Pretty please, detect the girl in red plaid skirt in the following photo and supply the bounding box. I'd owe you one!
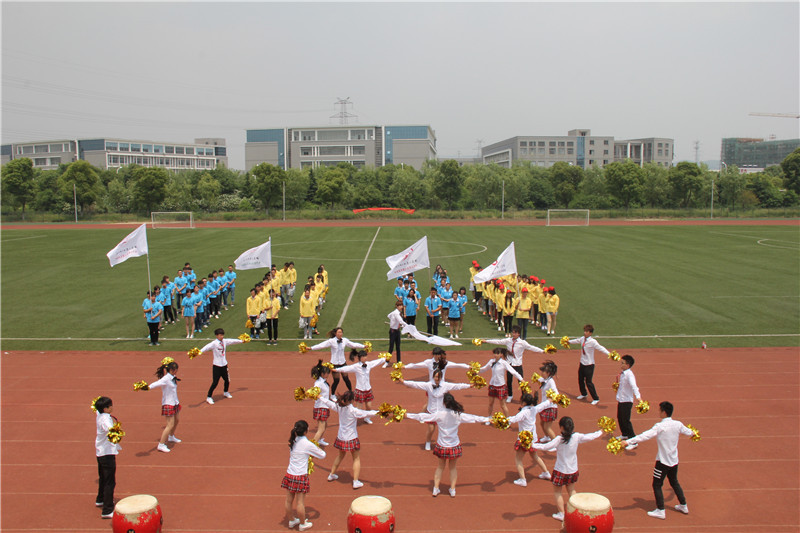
[536,360,559,442]
[478,347,523,417]
[148,360,182,453]
[310,360,333,446]
[282,420,326,531]
[336,349,386,424]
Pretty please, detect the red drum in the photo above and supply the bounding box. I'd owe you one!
[347,495,395,533]
[564,492,614,533]
[112,494,163,533]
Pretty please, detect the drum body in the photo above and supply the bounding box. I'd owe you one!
[347,495,395,533]
[564,492,614,533]
[112,494,163,533]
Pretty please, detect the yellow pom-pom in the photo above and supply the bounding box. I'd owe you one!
[298,342,309,354]
[390,405,407,425]
[636,400,650,414]
[392,362,404,370]
[378,352,392,361]
[560,336,571,349]
[161,356,175,367]
[555,393,570,408]
[470,374,488,389]
[322,362,334,371]
[686,424,701,442]
[245,319,254,329]
[608,350,621,361]
[305,387,321,400]
[531,372,543,383]
[490,412,510,430]
[294,387,307,401]
[466,361,481,378]
[238,333,251,343]
[377,402,395,418]
[472,338,483,346]
[519,381,531,395]
[597,416,616,434]
[133,380,149,391]
[611,381,619,391]
[307,457,315,475]
[390,369,404,382]
[544,344,557,354]
[91,396,101,413]
[187,347,201,359]
[106,422,125,444]
[607,437,625,455]
[518,430,533,450]
[546,388,558,401]
[364,341,373,353]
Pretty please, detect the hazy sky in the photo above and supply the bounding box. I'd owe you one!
[2,2,798,170]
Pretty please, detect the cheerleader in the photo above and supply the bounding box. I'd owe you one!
[507,392,554,486]
[532,416,602,522]
[404,347,470,383]
[397,369,472,451]
[310,360,333,446]
[336,349,385,423]
[310,327,365,395]
[407,393,489,497]
[478,347,523,417]
[282,420,325,532]
[148,360,181,453]
[317,391,377,489]
[536,360,559,441]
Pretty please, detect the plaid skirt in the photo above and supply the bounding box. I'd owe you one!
[488,384,508,399]
[334,438,360,451]
[354,389,374,403]
[161,404,181,416]
[281,473,310,493]
[433,444,462,459]
[539,407,558,422]
[313,407,330,421]
[514,439,537,452]
[551,469,579,487]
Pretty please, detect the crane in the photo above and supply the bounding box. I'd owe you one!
[748,112,800,118]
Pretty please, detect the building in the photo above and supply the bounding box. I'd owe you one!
[1,138,228,171]
[720,137,800,171]
[481,129,673,169]
[245,125,436,170]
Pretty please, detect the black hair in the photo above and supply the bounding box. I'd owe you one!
[349,348,367,362]
[492,347,508,365]
[511,325,521,334]
[584,324,594,333]
[442,392,464,413]
[155,361,179,378]
[559,416,575,444]
[539,360,558,377]
[328,327,343,338]
[311,359,330,379]
[289,420,309,449]
[659,401,674,417]
[519,391,539,409]
[459,286,466,293]
[622,354,635,367]
[214,328,224,336]
[431,369,443,387]
[336,390,355,407]
[432,347,448,370]
[550,288,557,295]
[95,396,113,413]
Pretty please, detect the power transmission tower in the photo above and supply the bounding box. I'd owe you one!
[330,97,357,125]
[693,140,700,164]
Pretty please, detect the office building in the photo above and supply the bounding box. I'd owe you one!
[721,137,800,171]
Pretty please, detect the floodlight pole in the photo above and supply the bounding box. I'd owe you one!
[73,183,78,222]
[283,181,286,221]
[501,180,505,219]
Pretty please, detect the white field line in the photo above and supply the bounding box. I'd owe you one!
[711,295,799,299]
[336,226,381,327]
[0,234,47,242]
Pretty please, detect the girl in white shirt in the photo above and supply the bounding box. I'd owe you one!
[310,327,365,395]
[479,347,524,417]
[317,391,378,489]
[336,349,385,423]
[532,416,603,522]
[407,393,489,497]
[148,361,182,453]
[310,360,333,446]
[282,420,326,532]
[404,347,470,383]
[507,392,554,486]
[536,360,559,442]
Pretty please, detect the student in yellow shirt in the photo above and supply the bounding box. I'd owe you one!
[264,288,281,345]
[515,287,533,340]
[287,262,297,303]
[247,288,261,339]
[299,286,317,340]
[546,287,560,336]
[502,290,517,336]
[537,285,549,333]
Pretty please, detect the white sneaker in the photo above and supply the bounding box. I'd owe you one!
[626,443,638,450]
[363,418,373,424]
[319,439,329,446]
[288,518,300,528]
[576,395,586,400]
[223,392,233,399]
[513,478,527,487]
[552,512,564,521]
[674,504,689,514]
[538,471,552,480]
[424,441,431,451]
[168,435,181,443]
[591,400,599,405]
[206,397,214,405]
[432,487,440,497]
[538,436,551,443]
[101,512,114,519]
[484,421,491,425]
[506,397,512,403]
[448,488,456,497]
[157,443,170,453]
[189,334,194,339]
[449,335,454,339]
[298,520,313,531]
[455,334,459,338]
[186,334,190,339]
[647,509,666,520]
[352,480,364,489]
[327,473,338,481]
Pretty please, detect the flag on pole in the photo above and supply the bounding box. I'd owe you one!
[386,236,430,280]
[106,224,149,267]
[472,242,517,284]
[401,324,462,346]
[234,238,272,270]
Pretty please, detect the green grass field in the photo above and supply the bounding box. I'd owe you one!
[1,223,798,351]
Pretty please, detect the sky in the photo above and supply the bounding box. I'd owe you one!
[2,1,798,170]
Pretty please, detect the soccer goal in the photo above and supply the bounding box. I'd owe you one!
[151,211,195,229]
[546,209,590,226]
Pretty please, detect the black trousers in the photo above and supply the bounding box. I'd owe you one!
[426,315,439,335]
[163,304,175,323]
[147,322,159,343]
[388,328,402,362]
[96,454,116,515]
[331,363,352,395]
[578,363,599,400]
[208,364,230,396]
[406,315,416,326]
[653,461,686,509]
[617,401,635,438]
[516,318,528,339]
[265,318,278,341]
[506,364,524,399]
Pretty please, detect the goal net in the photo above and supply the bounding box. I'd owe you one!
[151,211,195,229]
[546,209,590,227]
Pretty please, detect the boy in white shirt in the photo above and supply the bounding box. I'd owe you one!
[568,324,611,405]
[199,328,244,404]
[94,396,120,518]
[616,354,641,442]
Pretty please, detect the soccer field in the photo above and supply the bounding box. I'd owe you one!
[1,223,798,351]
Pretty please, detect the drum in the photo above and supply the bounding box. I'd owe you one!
[564,492,614,533]
[347,495,395,533]
[112,494,163,533]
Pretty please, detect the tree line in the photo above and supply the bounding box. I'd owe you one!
[3,149,799,219]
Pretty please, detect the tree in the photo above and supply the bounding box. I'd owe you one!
[668,162,704,207]
[605,160,645,209]
[32,169,63,212]
[429,159,464,209]
[549,161,584,190]
[462,164,503,209]
[130,166,169,213]
[388,166,427,209]
[780,148,800,194]
[1,158,35,218]
[315,167,349,209]
[252,163,286,215]
[196,173,222,211]
[716,165,746,209]
[284,168,310,209]
[641,163,670,208]
[58,160,102,212]
[747,173,782,208]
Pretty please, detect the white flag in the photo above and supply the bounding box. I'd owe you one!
[472,242,517,284]
[234,238,272,271]
[386,236,430,280]
[401,324,462,346]
[106,224,148,267]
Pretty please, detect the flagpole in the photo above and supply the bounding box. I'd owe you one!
[146,252,152,292]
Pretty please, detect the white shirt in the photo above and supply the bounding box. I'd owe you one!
[149,373,179,406]
[95,412,121,457]
[533,430,603,474]
[408,409,488,447]
[337,359,384,391]
[569,336,609,366]
[388,309,407,330]
[507,400,555,439]
[310,336,365,365]
[538,375,559,400]
[480,358,523,387]
[627,417,694,467]
[318,397,377,441]
[286,435,326,476]
[616,368,641,403]
[404,358,470,382]
[402,380,470,413]
[312,377,331,409]
[200,338,243,367]
[484,337,544,366]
